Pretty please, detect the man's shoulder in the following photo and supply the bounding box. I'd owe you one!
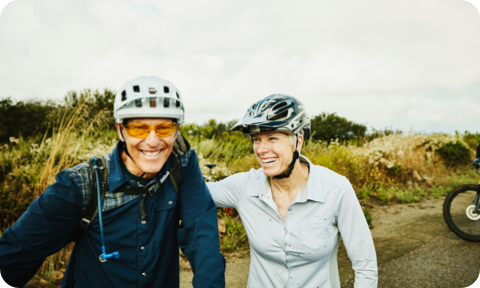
[63,152,113,212]
[64,152,113,181]
[177,149,193,168]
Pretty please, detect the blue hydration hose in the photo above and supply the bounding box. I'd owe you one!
[91,157,120,262]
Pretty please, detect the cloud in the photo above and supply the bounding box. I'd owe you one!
[1,0,480,133]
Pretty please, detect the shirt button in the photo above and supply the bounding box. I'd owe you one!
[142,220,146,225]
[288,207,292,211]
[283,248,285,252]
[284,227,286,231]
[142,272,146,277]
[141,246,145,251]
[169,201,173,205]
[284,265,288,269]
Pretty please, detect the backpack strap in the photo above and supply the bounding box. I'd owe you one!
[73,156,108,241]
[168,153,182,194]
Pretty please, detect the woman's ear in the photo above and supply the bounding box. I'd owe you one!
[297,134,304,152]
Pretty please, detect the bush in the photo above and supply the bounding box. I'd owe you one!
[462,131,480,151]
[0,98,59,144]
[436,141,471,167]
[310,112,367,143]
[0,89,116,144]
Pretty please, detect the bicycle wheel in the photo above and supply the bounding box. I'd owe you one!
[443,184,480,242]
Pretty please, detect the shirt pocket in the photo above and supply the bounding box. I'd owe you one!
[154,193,177,211]
[301,222,330,250]
[154,185,178,211]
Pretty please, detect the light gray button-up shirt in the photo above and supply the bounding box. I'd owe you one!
[207,156,377,288]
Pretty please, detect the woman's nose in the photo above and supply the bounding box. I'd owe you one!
[255,141,269,154]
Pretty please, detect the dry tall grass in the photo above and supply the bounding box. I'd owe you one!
[0,102,114,287]
[1,114,477,286]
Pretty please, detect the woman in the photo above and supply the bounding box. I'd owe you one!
[207,94,377,287]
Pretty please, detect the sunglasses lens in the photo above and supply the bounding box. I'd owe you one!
[155,123,177,138]
[125,122,177,139]
[125,124,149,138]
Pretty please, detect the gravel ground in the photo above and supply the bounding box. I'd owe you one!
[180,197,480,288]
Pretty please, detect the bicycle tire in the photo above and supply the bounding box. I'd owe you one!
[443,184,480,242]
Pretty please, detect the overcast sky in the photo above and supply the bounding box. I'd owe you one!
[1,0,480,134]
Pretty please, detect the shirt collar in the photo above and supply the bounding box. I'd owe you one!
[249,155,324,203]
[298,155,324,203]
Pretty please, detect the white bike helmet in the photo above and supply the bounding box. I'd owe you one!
[114,76,184,124]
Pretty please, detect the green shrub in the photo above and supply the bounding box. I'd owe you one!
[218,216,248,252]
[310,112,367,143]
[462,131,480,150]
[436,141,471,167]
[362,205,373,229]
[0,98,58,144]
[0,89,115,145]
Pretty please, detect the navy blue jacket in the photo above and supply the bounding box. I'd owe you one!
[0,143,225,287]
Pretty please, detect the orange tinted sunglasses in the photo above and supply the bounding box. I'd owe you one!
[124,122,178,139]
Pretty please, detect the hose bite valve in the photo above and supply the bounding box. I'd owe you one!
[99,246,120,262]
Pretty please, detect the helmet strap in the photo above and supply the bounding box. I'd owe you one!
[272,135,299,180]
[120,128,136,165]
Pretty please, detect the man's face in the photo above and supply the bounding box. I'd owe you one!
[116,118,178,177]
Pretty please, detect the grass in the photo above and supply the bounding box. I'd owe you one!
[217,210,248,252]
[1,104,479,286]
[0,100,113,287]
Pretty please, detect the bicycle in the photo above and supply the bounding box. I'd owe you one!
[443,163,480,242]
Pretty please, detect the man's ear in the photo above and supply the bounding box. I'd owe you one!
[174,125,180,140]
[116,123,125,142]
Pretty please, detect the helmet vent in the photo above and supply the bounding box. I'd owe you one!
[164,86,170,93]
[175,92,181,107]
[163,98,170,108]
[135,99,142,107]
[149,98,156,107]
[133,85,140,93]
[272,101,287,111]
[252,103,257,109]
[121,90,127,101]
[269,110,289,121]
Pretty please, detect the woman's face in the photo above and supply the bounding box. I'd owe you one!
[252,132,297,177]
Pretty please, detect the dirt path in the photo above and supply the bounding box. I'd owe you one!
[180,196,480,287]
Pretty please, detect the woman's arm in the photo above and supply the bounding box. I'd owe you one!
[206,171,251,208]
[337,177,378,287]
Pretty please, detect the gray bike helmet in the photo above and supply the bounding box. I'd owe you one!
[231,94,311,179]
[231,94,311,140]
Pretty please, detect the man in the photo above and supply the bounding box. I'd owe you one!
[0,76,226,287]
